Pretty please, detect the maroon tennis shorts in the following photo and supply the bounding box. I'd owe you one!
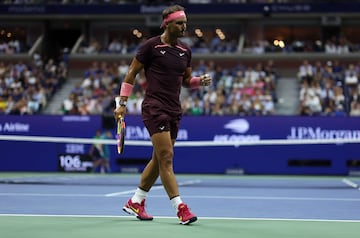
[143,115,180,139]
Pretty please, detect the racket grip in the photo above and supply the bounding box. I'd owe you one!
[117,139,121,154]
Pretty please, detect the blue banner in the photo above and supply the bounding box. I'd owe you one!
[0,115,102,172]
[0,115,359,175]
[121,115,360,175]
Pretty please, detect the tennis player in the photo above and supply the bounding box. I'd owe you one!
[114,4,211,225]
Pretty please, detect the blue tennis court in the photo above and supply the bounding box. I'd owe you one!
[0,173,359,238]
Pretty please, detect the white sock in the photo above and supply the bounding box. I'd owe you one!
[131,187,148,204]
[170,196,183,211]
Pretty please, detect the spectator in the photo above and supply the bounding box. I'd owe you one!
[298,60,314,84]
[333,85,346,109]
[189,97,203,116]
[89,129,106,173]
[303,90,322,115]
[117,60,129,80]
[108,38,122,53]
[100,130,112,173]
[0,96,6,113]
[319,79,335,112]
[127,91,143,115]
[61,93,77,114]
[344,64,358,93]
[324,39,337,54]
[83,37,101,54]
[262,93,275,115]
[350,100,360,116]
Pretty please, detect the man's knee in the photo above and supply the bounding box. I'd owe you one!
[157,149,174,167]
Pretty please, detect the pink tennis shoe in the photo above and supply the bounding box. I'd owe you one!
[177,203,197,225]
[123,199,153,221]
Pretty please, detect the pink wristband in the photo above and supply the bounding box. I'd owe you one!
[120,82,133,97]
[190,77,201,89]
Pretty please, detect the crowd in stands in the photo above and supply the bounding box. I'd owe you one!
[1,53,359,117]
[0,57,68,115]
[0,39,28,54]
[1,0,359,117]
[1,26,360,117]
[75,32,360,56]
[4,32,360,56]
[297,59,360,116]
[77,34,240,55]
[77,35,142,55]
[244,36,360,54]
[60,59,278,116]
[60,57,360,117]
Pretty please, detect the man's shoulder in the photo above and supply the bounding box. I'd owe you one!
[137,36,161,52]
[144,36,161,45]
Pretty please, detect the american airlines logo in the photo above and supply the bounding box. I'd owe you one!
[0,122,30,132]
[214,119,260,142]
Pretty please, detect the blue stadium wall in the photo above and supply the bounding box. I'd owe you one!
[0,115,359,175]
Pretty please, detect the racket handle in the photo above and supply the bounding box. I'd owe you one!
[117,140,121,154]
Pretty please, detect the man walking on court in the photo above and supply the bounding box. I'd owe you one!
[114,4,211,225]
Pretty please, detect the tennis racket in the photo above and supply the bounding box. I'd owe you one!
[117,117,126,154]
[115,96,126,154]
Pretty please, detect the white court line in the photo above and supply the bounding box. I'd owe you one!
[1,192,359,202]
[342,178,360,190]
[0,213,359,223]
[169,195,360,202]
[0,193,104,197]
[104,179,202,197]
[104,189,138,197]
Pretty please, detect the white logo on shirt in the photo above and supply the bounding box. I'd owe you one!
[160,50,166,55]
[179,53,185,56]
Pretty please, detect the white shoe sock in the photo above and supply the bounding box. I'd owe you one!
[170,196,183,211]
[131,187,148,204]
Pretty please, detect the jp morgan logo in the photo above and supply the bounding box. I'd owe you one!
[213,119,260,142]
[287,127,360,139]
